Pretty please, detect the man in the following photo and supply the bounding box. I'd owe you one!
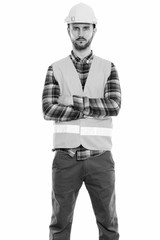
[42,3,121,240]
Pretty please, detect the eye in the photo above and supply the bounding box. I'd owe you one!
[83,26,90,31]
[73,26,79,31]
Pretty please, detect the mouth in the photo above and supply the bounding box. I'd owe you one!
[76,38,86,42]
[76,39,86,45]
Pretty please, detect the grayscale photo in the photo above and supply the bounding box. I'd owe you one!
[0,1,160,240]
[42,3,121,240]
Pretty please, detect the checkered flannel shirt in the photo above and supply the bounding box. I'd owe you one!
[42,51,121,160]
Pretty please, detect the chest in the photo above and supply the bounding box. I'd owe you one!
[53,56,111,98]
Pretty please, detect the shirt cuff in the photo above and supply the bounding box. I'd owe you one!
[73,95,84,112]
[83,96,90,116]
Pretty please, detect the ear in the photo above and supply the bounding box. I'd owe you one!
[93,27,97,36]
[67,26,70,36]
[93,27,97,33]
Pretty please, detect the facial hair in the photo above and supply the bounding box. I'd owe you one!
[71,34,94,51]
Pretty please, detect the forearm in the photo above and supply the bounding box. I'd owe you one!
[83,96,121,117]
[42,98,82,121]
[73,95,121,118]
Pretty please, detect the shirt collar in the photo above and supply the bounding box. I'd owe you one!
[70,50,94,64]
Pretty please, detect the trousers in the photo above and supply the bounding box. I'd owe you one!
[49,150,119,240]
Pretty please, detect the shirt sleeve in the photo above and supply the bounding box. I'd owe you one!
[83,62,121,117]
[42,65,82,122]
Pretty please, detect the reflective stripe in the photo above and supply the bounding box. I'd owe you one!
[54,125,112,136]
[81,127,112,136]
[53,125,80,134]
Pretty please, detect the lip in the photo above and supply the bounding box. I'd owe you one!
[77,40,86,44]
[77,39,86,41]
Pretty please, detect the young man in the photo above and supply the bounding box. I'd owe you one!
[42,3,121,240]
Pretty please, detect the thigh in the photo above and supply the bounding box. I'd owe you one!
[85,151,115,192]
[52,150,83,193]
[84,152,117,224]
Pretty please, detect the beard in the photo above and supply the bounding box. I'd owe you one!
[71,34,94,51]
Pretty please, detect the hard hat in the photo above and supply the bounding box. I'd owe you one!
[65,3,97,25]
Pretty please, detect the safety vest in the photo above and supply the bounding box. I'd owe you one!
[52,55,113,150]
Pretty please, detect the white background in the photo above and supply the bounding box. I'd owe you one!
[0,0,160,239]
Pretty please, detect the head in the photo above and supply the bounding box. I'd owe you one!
[67,23,97,51]
[65,3,97,51]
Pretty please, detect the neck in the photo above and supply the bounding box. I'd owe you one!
[72,46,92,59]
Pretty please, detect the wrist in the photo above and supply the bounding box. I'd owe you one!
[73,95,84,112]
[83,96,90,116]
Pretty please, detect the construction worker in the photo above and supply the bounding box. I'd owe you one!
[42,3,121,240]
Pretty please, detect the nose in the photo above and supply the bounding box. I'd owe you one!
[78,28,84,37]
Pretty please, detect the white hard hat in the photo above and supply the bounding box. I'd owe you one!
[65,3,97,24]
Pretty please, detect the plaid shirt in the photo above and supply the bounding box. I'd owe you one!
[42,51,121,160]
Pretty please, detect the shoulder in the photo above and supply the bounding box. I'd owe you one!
[94,55,113,73]
[94,55,111,64]
[51,56,70,68]
[94,55,112,68]
[94,56,118,70]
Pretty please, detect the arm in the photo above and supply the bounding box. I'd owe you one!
[74,63,121,118]
[42,65,82,122]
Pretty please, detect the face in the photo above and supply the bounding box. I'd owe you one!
[68,23,96,51]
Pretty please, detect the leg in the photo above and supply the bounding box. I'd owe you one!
[49,151,83,240]
[84,151,119,240]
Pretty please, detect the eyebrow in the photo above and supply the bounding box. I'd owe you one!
[72,24,91,27]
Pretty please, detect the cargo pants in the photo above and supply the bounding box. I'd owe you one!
[49,150,119,240]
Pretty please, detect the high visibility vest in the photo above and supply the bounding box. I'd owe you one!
[52,55,113,150]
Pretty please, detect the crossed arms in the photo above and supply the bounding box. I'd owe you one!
[42,63,121,122]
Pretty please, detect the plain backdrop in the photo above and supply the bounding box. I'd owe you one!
[0,0,160,239]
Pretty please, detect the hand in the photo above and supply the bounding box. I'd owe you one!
[73,95,84,112]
